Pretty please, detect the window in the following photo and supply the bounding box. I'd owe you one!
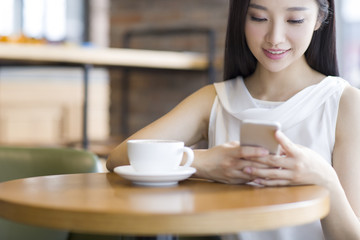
[342,0,360,22]
[0,0,15,36]
[337,0,360,87]
[0,0,84,43]
[23,0,67,41]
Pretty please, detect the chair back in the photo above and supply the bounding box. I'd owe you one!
[0,146,99,240]
[0,146,99,181]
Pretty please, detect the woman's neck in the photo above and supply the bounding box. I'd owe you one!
[244,58,325,101]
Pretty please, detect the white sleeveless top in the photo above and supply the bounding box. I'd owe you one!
[208,76,348,240]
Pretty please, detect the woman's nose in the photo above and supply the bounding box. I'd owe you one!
[266,21,286,46]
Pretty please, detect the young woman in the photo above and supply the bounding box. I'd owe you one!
[107,0,360,239]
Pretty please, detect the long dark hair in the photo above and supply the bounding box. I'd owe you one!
[223,0,339,81]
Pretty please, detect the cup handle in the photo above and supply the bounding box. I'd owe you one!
[182,147,194,167]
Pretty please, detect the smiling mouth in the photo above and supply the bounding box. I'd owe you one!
[263,49,290,60]
[266,49,289,55]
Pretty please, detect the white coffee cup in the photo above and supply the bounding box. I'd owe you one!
[127,139,194,173]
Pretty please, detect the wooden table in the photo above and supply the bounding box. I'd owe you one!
[0,43,212,148]
[0,172,330,236]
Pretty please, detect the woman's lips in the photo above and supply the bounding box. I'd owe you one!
[263,48,290,60]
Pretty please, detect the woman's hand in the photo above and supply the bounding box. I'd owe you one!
[243,131,337,187]
[193,141,271,184]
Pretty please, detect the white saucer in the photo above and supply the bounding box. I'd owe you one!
[114,165,196,187]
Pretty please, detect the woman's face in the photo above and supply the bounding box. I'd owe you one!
[245,0,321,73]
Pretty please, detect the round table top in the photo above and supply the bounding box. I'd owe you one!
[0,172,330,236]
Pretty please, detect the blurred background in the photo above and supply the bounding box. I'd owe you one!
[0,0,358,157]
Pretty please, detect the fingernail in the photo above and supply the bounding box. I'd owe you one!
[260,148,269,155]
[275,130,283,138]
[244,167,252,174]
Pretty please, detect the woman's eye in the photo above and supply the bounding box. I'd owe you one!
[288,19,305,24]
[251,16,267,22]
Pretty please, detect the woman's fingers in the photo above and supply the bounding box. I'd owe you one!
[241,131,300,169]
[234,145,269,159]
[239,132,330,187]
[275,130,297,156]
[221,141,268,159]
[245,154,294,170]
[253,178,292,186]
[235,159,270,170]
[223,168,255,184]
[243,166,293,181]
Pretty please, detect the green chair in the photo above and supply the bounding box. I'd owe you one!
[0,146,99,240]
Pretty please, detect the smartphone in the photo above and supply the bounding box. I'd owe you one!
[240,119,281,155]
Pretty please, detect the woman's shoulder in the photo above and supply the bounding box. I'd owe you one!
[214,76,243,87]
[339,83,360,112]
[213,76,244,96]
[194,83,217,99]
[194,76,243,101]
[332,75,360,104]
[336,79,360,131]
[180,84,217,112]
[188,77,245,114]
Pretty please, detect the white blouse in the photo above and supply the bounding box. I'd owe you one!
[208,76,348,240]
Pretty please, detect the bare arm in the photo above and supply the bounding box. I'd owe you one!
[321,85,360,240]
[106,83,270,185]
[106,84,216,172]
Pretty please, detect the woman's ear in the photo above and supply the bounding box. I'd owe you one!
[314,21,322,31]
[315,10,328,31]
